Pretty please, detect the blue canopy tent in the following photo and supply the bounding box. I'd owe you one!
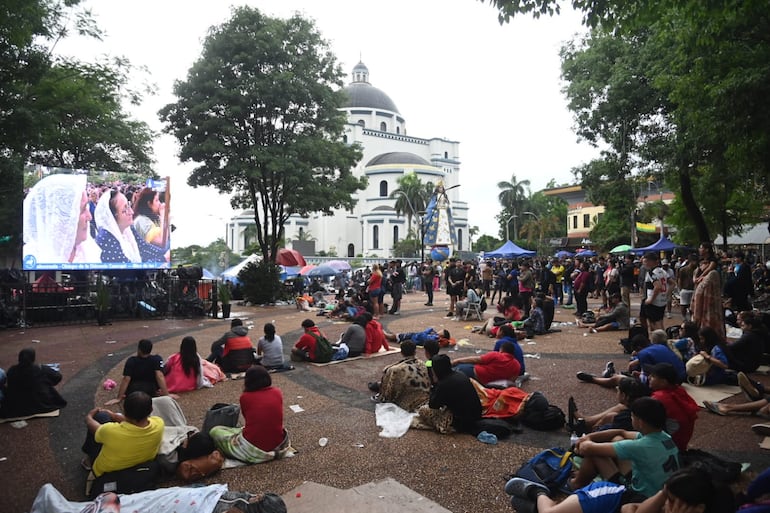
[631,236,679,255]
[484,240,536,258]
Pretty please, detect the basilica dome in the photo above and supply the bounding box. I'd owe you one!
[342,62,400,113]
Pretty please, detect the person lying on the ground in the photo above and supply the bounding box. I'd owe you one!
[582,292,630,333]
[370,341,430,411]
[492,324,526,376]
[578,333,686,388]
[451,342,521,386]
[568,397,680,500]
[414,354,481,434]
[388,327,455,348]
[478,295,524,337]
[81,391,164,478]
[645,362,699,452]
[0,347,67,419]
[569,377,650,435]
[106,339,176,406]
[505,465,733,513]
[210,366,294,464]
[30,482,288,513]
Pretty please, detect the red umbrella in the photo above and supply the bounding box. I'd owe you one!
[298,264,316,275]
[275,248,307,267]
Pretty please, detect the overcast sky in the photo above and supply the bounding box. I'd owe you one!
[56,0,598,248]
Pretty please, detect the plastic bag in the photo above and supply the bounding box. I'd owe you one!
[375,402,416,438]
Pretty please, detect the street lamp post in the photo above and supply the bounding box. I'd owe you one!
[505,213,517,242]
[521,211,541,252]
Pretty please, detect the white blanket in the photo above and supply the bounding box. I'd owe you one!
[30,483,227,513]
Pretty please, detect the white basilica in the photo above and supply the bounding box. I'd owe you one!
[225,62,469,259]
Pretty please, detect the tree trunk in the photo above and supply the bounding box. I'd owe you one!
[678,163,710,243]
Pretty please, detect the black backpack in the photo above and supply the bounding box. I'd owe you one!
[521,392,566,431]
[479,296,488,312]
[680,449,742,483]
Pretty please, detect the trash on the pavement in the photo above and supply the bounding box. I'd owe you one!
[289,404,304,413]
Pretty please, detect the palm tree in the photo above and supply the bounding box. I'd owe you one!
[497,173,531,238]
[390,173,433,237]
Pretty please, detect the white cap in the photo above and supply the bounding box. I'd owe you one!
[661,259,669,265]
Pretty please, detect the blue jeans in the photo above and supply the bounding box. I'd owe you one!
[564,281,574,304]
[454,363,477,380]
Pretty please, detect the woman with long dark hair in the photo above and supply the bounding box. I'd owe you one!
[132,187,167,249]
[164,336,224,393]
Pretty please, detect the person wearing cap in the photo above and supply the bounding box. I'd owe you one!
[646,362,699,452]
[640,252,668,331]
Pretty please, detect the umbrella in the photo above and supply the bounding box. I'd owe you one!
[275,248,306,267]
[307,264,340,278]
[554,250,573,258]
[326,260,351,272]
[298,264,316,275]
[609,244,633,254]
[576,249,597,257]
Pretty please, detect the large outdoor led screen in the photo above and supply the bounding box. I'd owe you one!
[22,167,171,270]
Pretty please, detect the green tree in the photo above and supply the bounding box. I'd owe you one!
[390,172,433,237]
[159,7,365,266]
[497,173,531,239]
[172,238,235,276]
[474,234,501,254]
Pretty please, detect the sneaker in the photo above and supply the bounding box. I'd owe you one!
[370,394,381,402]
[602,361,616,378]
[391,311,401,315]
[424,303,433,306]
[510,497,536,513]
[739,372,763,402]
[752,423,770,437]
[505,477,549,500]
[445,311,454,318]
[573,418,587,437]
[576,372,595,383]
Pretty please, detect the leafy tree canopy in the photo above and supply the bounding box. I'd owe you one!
[159,7,365,265]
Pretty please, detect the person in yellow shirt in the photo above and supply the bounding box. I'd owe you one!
[81,391,164,479]
[550,258,565,306]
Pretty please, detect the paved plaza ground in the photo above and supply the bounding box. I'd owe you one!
[2,289,769,512]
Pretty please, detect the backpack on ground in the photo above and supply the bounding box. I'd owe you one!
[202,403,240,434]
[514,447,574,493]
[479,296,488,313]
[520,391,566,431]
[680,449,742,483]
[310,332,334,363]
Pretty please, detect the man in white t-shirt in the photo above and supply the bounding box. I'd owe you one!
[640,252,668,331]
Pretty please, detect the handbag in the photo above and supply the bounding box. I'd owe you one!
[685,354,712,385]
[175,450,224,482]
[202,403,240,434]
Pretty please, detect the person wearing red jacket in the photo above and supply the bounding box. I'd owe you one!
[291,319,324,362]
[646,362,699,451]
[363,312,390,354]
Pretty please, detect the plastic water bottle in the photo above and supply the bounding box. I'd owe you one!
[570,432,579,450]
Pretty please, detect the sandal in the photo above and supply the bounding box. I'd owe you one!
[703,401,725,416]
[80,457,92,471]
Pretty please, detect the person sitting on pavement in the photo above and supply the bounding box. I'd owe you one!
[506,463,732,513]
[568,397,679,501]
[339,315,367,357]
[719,310,767,374]
[454,286,481,319]
[81,391,164,480]
[694,326,736,386]
[645,362,699,452]
[451,342,521,386]
[569,376,650,435]
[0,347,67,419]
[518,296,546,338]
[414,354,482,434]
[257,323,293,372]
[105,339,175,406]
[583,292,630,333]
[370,341,431,412]
[210,366,293,464]
[291,319,327,362]
[207,318,258,373]
[492,324,526,377]
[163,336,225,393]
[362,312,391,354]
